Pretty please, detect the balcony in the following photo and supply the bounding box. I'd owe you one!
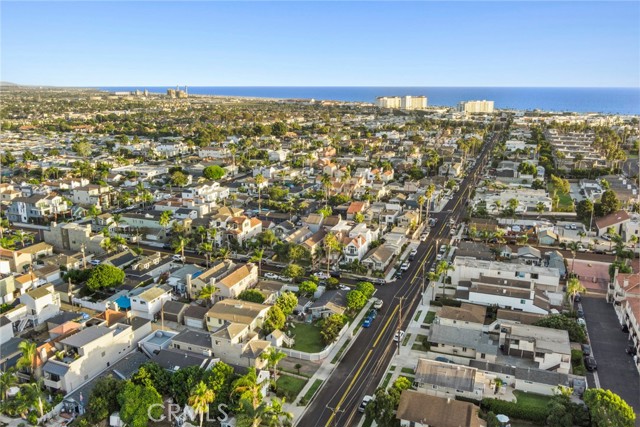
[44,377,62,389]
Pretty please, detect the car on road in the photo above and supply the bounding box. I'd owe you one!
[409,249,418,260]
[339,285,350,291]
[315,272,330,280]
[576,308,584,318]
[420,234,428,242]
[172,254,186,262]
[400,262,410,271]
[436,253,443,261]
[581,344,591,356]
[89,259,101,266]
[584,356,597,371]
[368,309,377,320]
[373,299,383,310]
[279,276,293,283]
[393,330,405,342]
[362,317,372,328]
[435,356,454,363]
[358,395,373,413]
[264,272,279,280]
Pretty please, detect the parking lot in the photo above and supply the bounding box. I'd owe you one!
[581,297,640,416]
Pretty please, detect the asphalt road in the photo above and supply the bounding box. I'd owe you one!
[581,297,640,423]
[296,132,500,427]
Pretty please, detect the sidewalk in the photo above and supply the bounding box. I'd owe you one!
[286,299,373,425]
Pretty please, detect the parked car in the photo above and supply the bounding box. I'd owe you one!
[420,234,428,242]
[435,356,453,363]
[436,254,443,261]
[89,259,101,266]
[330,271,341,279]
[264,272,279,280]
[338,285,350,291]
[279,276,293,283]
[576,308,584,318]
[362,317,372,328]
[373,299,383,310]
[581,344,591,356]
[368,309,377,320]
[584,356,597,371]
[409,249,418,260]
[358,395,373,413]
[400,262,410,271]
[393,330,405,342]
[172,254,186,262]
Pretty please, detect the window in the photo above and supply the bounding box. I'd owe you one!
[480,353,486,359]
[175,344,181,349]
[462,347,467,352]
[513,339,520,345]
[520,299,526,304]
[531,273,539,279]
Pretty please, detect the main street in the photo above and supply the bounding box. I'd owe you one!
[297,130,500,427]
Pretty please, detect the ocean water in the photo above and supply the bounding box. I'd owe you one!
[99,86,640,115]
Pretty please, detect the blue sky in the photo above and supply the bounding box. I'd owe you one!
[1,1,638,87]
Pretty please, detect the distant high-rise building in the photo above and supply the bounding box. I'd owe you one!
[457,100,494,114]
[377,95,427,110]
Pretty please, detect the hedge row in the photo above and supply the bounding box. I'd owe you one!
[481,397,549,423]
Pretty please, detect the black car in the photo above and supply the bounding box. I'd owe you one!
[576,308,584,318]
[584,356,597,371]
[581,344,591,356]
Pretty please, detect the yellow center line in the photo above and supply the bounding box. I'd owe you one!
[373,304,399,348]
[325,348,374,427]
[410,247,433,283]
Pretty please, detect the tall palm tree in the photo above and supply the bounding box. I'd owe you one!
[23,379,46,418]
[435,260,455,298]
[199,242,214,268]
[188,381,215,427]
[417,195,425,225]
[260,347,287,387]
[17,341,37,377]
[566,276,586,305]
[255,174,266,214]
[320,173,332,207]
[250,248,265,277]
[0,368,17,401]
[172,236,190,261]
[0,217,10,240]
[567,241,580,274]
[233,368,264,419]
[324,233,341,277]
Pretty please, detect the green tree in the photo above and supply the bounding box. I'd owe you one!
[551,174,570,194]
[346,289,367,312]
[198,285,218,306]
[202,165,226,180]
[533,314,586,343]
[17,341,37,376]
[87,375,124,423]
[189,381,215,427]
[576,199,594,224]
[171,171,189,187]
[356,281,375,299]
[324,232,342,277]
[262,305,286,334]
[250,248,264,276]
[319,314,346,345]
[159,210,173,228]
[282,263,304,281]
[117,381,163,427]
[275,291,298,317]
[596,190,620,217]
[132,362,171,396]
[1,150,16,166]
[566,276,586,305]
[0,368,17,401]
[298,280,318,297]
[86,264,125,291]
[260,347,287,386]
[238,289,266,303]
[365,376,413,427]
[72,140,92,157]
[584,388,636,427]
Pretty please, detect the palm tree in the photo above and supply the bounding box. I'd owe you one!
[100,236,116,253]
[320,173,332,207]
[199,242,214,268]
[233,368,264,424]
[198,285,218,306]
[417,195,426,225]
[0,217,10,240]
[535,202,546,215]
[566,276,586,305]
[217,247,230,260]
[250,248,265,277]
[159,210,173,229]
[0,368,17,401]
[188,381,215,427]
[0,236,16,250]
[260,347,286,387]
[324,233,341,277]
[264,397,293,427]
[172,236,190,262]
[435,260,455,298]
[255,174,266,214]
[17,341,37,377]
[196,225,208,244]
[567,241,580,274]
[23,379,46,418]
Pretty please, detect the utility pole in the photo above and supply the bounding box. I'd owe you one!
[421,263,427,305]
[395,296,405,356]
[326,405,344,427]
[81,243,87,269]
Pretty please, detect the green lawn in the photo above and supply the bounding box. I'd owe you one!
[276,374,307,402]
[381,372,393,389]
[291,322,325,353]
[401,367,415,375]
[548,183,574,211]
[514,390,554,410]
[413,310,423,322]
[423,311,436,324]
[299,379,323,406]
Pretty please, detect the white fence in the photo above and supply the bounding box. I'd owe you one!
[281,324,349,361]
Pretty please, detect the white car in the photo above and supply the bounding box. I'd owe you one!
[315,272,330,280]
[264,272,279,280]
[358,395,373,413]
[339,285,350,291]
[279,276,293,283]
[89,259,101,266]
[393,330,405,342]
[420,234,428,242]
[373,298,383,310]
[400,262,410,271]
[172,254,186,262]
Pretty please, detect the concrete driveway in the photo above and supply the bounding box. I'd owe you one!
[581,297,640,420]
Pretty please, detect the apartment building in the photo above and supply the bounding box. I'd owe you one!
[458,100,494,114]
[44,222,106,255]
[6,194,70,224]
[499,323,572,374]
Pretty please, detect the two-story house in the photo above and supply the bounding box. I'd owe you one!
[71,185,113,209]
[499,323,572,373]
[206,299,270,332]
[226,216,262,245]
[129,285,172,320]
[215,263,259,301]
[7,194,70,224]
[19,284,61,328]
[42,318,152,393]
